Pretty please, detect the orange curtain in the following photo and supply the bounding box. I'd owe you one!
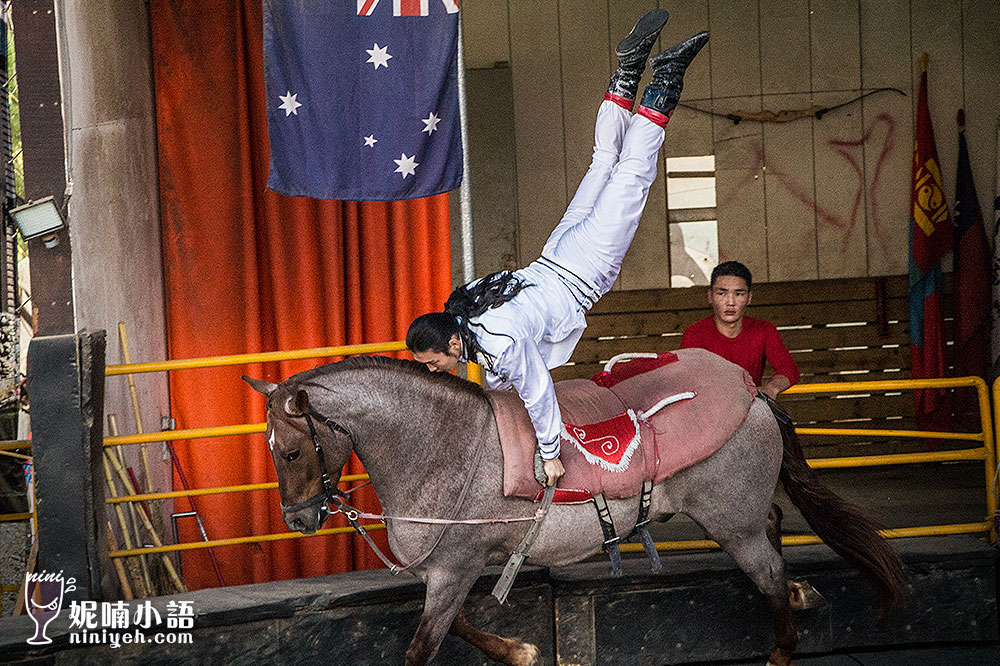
[149,1,453,589]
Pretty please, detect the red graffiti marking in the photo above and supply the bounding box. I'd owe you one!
[715,113,897,253]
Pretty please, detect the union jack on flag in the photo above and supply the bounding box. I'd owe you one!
[357,0,460,17]
[263,0,463,201]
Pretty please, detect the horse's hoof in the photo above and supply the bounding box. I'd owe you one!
[788,580,826,610]
[512,642,540,666]
[766,647,794,666]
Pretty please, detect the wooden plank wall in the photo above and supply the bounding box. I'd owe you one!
[458,0,1000,287]
[553,274,967,456]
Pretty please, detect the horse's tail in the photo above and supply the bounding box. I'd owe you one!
[766,397,906,615]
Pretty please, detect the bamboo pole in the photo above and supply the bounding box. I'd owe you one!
[105,452,187,593]
[117,323,154,492]
[107,415,153,595]
[106,525,134,600]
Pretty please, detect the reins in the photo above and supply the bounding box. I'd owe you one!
[284,407,546,577]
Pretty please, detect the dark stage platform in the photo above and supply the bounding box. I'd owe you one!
[0,535,994,665]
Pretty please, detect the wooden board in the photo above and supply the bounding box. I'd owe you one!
[809,0,861,91]
[813,91,869,278]
[714,96,767,278]
[861,87,912,276]
[464,67,520,276]
[759,0,810,95]
[460,0,511,69]
[509,0,568,263]
[860,0,910,91]
[762,93,819,281]
[961,0,1000,227]
[707,0,761,98]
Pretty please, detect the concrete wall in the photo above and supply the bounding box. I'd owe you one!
[57,0,171,528]
[457,0,1000,286]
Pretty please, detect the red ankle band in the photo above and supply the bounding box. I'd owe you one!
[636,105,672,127]
[604,93,635,112]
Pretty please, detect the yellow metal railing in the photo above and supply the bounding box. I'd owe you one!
[103,343,998,559]
[105,341,408,376]
[786,376,996,540]
[104,342,407,559]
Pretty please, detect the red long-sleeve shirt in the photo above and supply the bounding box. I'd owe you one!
[679,316,801,387]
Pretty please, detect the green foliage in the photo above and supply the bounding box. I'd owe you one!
[7,18,23,203]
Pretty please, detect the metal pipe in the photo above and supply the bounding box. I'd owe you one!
[105,474,369,504]
[110,523,387,558]
[795,427,982,441]
[618,522,994,554]
[456,10,475,283]
[105,341,407,376]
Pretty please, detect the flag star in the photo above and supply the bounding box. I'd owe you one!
[421,112,442,135]
[278,91,302,116]
[394,153,419,179]
[363,134,378,147]
[366,43,392,70]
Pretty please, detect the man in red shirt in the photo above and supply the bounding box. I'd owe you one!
[680,261,800,398]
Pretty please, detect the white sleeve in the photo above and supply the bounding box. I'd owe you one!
[494,338,563,460]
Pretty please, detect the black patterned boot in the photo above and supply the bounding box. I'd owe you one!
[605,9,670,111]
[637,30,710,127]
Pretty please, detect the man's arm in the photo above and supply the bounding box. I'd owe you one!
[762,322,800,398]
[497,338,566,485]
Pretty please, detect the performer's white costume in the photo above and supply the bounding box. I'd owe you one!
[463,101,665,460]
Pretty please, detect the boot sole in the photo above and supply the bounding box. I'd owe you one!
[616,9,670,57]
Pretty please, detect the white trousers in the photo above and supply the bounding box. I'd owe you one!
[540,100,665,297]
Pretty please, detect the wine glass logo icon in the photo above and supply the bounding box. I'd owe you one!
[25,574,64,645]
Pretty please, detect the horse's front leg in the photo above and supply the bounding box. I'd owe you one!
[404,568,481,666]
[450,608,540,666]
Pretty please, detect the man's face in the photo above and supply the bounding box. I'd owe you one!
[411,334,462,373]
[709,275,751,325]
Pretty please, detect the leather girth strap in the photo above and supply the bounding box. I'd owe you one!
[629,480,663,573]
[592,480,661,576]
[592,493,623,577]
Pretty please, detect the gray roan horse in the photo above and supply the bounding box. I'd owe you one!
[244,355,904,666]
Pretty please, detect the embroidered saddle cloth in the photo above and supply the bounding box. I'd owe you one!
[490,348,757,501]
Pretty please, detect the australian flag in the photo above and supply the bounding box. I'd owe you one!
[263,0,463,201]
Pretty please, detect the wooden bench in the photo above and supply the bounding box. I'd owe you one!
[557,274,967,457]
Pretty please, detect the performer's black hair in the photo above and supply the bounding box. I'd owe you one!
[406,271,530,373]
[710,261,753,289]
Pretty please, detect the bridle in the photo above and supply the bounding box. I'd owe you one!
[278,410,351,515]
[278,407,415,574]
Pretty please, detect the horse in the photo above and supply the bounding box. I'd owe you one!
[243,354,904,666]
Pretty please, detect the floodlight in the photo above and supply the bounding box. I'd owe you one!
[11,197,65,246]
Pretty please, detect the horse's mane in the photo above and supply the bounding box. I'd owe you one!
[286,355,490,406]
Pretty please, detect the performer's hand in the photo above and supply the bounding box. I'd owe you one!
[543,458,565,486]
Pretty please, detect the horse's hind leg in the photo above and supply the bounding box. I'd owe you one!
[712,530,798,666]
[768,503,825,611]
[450,608,540,666]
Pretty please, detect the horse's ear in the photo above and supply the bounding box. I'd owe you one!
[242,376,278,396]
[285,389,311,416]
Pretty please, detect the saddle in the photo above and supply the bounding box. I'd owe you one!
[488,347,757,575]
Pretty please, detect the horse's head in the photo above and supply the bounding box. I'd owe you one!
[242,376,353,535]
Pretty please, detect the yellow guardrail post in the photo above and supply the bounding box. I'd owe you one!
[989,376,1000,539]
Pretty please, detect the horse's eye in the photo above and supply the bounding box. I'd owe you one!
[284,450,300,463]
